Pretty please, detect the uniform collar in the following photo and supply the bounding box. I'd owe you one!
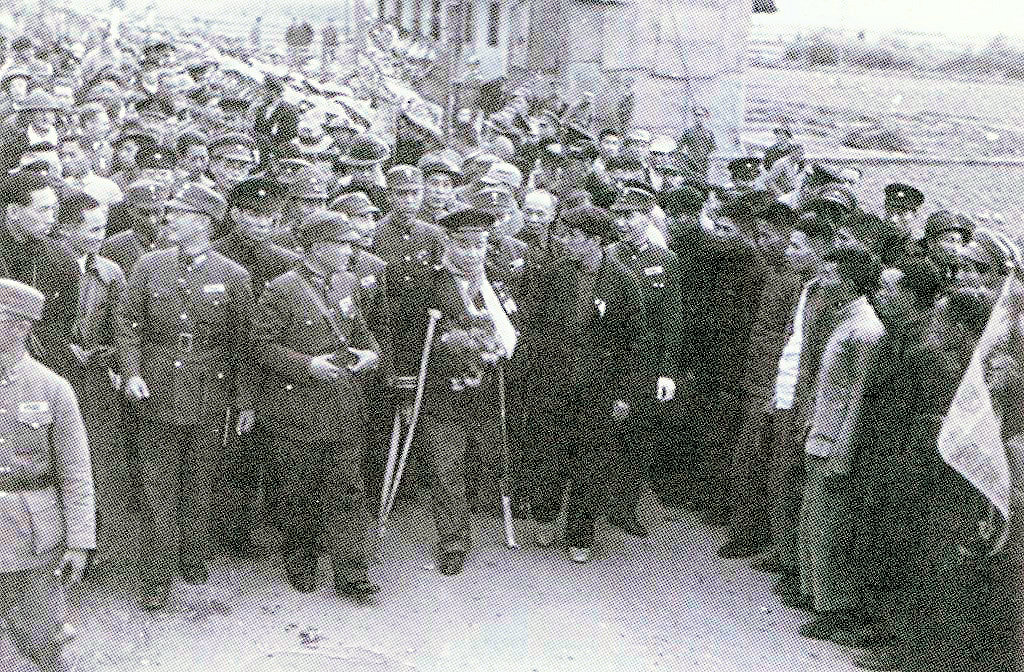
[0,353,30,384]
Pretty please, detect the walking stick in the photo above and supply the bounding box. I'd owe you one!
[378,308,443,534]
[377,409,402,526]
[496,365,519,548]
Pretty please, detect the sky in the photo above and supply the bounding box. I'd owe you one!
[753,0,1024,41]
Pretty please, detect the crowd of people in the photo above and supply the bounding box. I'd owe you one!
[0,5,1021,672]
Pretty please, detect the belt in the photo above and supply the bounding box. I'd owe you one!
[144,332,228,353]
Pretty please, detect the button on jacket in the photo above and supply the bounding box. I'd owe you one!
[116,248,256,426]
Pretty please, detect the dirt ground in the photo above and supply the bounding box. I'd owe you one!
[2,491,865,672]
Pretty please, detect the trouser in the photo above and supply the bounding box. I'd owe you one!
[650,396,701,503]
[606,404,656,521]
[699,388,748,518]
[136,419,221,587]
[271,434,369,584]
[526,396,616,549]
[766,407,803,571]
[212,414,267,546]
[69,367,127,557]
[726,393,775,547]
[0,561,75,672]
[798,455,859,613]
[420,409,504,556]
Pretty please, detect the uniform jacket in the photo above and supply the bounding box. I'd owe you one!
[370,214,446,274]
[517,252,654,411]
[485,234,529,326]
[0,231,79,378]
[347,248,395,382]
[0,355,94,571]
[739,262,804,397]
[253,264,378,443]
[116,248,256,427]
[212,231,301,297]
[99,228,163,279]
[804,296,886,475]
[607,240,685,386]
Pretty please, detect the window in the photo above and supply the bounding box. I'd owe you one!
[431,0,442,39]
[487,2,500,47]
[413,0,422,33]
[464,2,474,44]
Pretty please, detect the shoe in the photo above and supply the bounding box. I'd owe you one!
[336,579,381,601]
[141,582,170,611]
[534,521,558,548]
[717,539,761,559]
[751,553,785,574]
[779,591,814,611]
[608,515,649,538]
[772,574,801,597]
[700,509,729,527]
[798,612,857,642]
[285,555,318,594]
[854,646,903,671]
[439,552,465,576]
[833,621,889,648]
[568,546,592,563]
[180,561,209,585]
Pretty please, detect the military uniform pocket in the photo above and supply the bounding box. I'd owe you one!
[21,490,63,555]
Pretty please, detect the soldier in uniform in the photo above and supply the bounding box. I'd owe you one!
[606,186,685,536]
[116,183,256,610]
[53,189,128,569]
[0,171,79,379]
[209,177,301,553]
[100,179,170,274]
[252,210,381,600]
[207,132,259,221]
[0,278,94,672]
[518,205,654,563]
[276,165,331,255]
[386,208,518,575]
[371,165,446,269]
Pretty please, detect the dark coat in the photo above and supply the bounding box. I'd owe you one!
[99,229,163,280]
[253,264,378,444]
[253,100,300,147]
[0,231,79,377]
[116,248,256,427]
[739,263,804,398]
[211,231,301,297]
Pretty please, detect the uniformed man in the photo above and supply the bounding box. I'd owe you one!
[882,182,924,238]
[53,189,128,569]
[417,152,465,225]
[208,132,258,202]
[100,179,170,271]
[518,205,654,563]
[607,186,685,536]
[210,177,301,554]
[0,171,79,379]
[252,210,381,600]
[386,208,517,575]
[920,210,974,285]
[276,164,331,254]
[116,182,256,610]
[0,278,94,672]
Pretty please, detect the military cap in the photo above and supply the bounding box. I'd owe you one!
[418,152,462,180]
[605,152,645,172]
[650,135,678,154]
[114,123,157,148]
[135,145,177,170]
[283,165,330,200]
[884,183,924,211]
[660,186,706,216]
[294,121,334,156]
[437,208,494,235]
[610,184,657,213]
[805,163,843,187]
[471,184,514,214]
[330,191,380,219]
[479,161,522,191]
[539,143,568,167]
[386,164,424,191]
[403,104,443,140]
[924,210,973,241]
[14,90,60,112]
[338,133,390,167]
[217,96,251,113]
[298,210,361,244]
[563,123,596,149]
[126,179,170,210]
[807,184,856,213]
[727,157,762,181]
[209,132,256,162]
[561,205,616,241]
[136,95,175,119]
[166,182,228,221]
[275,157,314,177]
[1,282,49,330]
[228,177,285,214]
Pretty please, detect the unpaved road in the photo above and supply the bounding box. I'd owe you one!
[3,492,861,672]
